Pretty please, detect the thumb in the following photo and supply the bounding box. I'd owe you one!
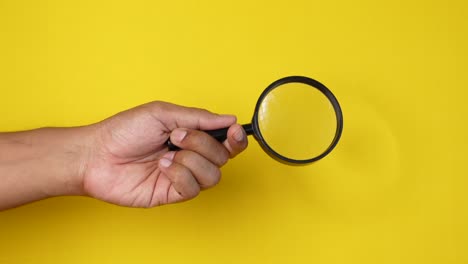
[147,101,237,131]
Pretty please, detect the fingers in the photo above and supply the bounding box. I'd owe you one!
[169,124,248,161]
[146,101,237,131]
[172,150,221,189]
[224,124,248,158]
[158,155,200,200]
[158,150,221,202]
[169,128,230,166]
[157,125,248,203]
[143,101,248,204]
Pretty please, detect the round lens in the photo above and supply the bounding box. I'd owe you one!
[256,81,338,161]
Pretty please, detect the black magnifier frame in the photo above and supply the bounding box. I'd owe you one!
[166,76,343,165]
[247,76,343,165]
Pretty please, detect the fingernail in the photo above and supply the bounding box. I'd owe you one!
[159,158,172,168]
[172,129,187,143]
[234,127,245,142]
[163,151,176,160]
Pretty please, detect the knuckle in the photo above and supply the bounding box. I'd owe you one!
[186,185,201,199]
[218,150,230,166]
[208,169,222,187]
[191,107,211,115]
[168,165,186,183]
[170,168,184,183]
[149,101,176,115]
[142,101,170,118]
[202,169,221,188]
[175,150,191,165]
[147,100,164,110]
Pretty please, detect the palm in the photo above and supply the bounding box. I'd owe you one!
[83,107,178,207]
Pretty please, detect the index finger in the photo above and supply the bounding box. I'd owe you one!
[146,101,237,131]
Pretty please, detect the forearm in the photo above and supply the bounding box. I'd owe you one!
[0,127,91,210]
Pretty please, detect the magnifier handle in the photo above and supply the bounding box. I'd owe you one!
[166,127,228,151]
[206,127,230,141]
[166,124,253,151]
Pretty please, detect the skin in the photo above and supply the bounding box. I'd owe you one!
[0,101,248,210]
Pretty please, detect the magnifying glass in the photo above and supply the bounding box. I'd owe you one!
[167,76,343,165]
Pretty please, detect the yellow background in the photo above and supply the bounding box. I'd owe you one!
[0,0,467,263]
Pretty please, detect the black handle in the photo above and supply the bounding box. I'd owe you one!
[205,127,230,142]
[166,124,253,151]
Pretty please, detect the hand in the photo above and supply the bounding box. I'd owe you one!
[82,101,248,207]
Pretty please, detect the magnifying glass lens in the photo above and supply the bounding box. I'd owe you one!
[257,82,337,161]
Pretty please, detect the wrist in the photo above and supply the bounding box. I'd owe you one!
[0,126,96,209]
[10,126,96,197]
[48,125,96,197]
